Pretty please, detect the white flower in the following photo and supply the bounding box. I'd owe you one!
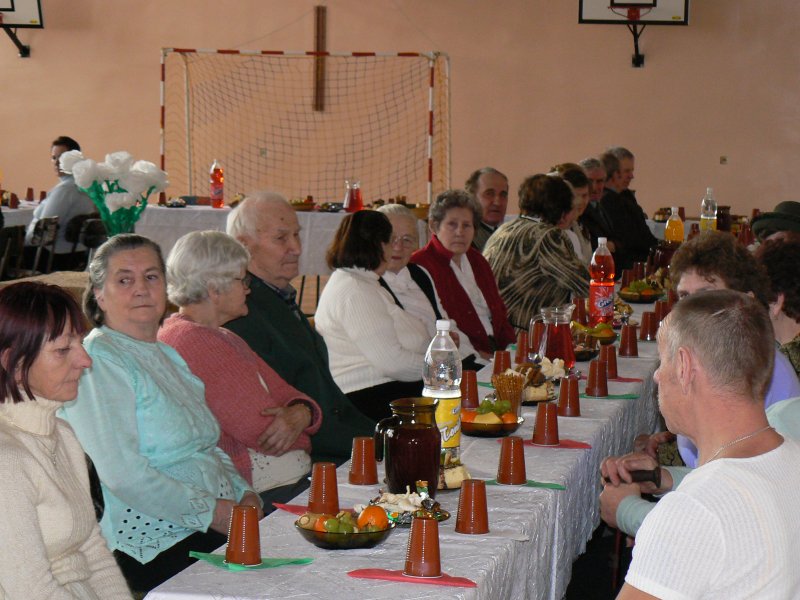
[105,192,138,213]
[102,151,134,176]
[58,150,85,174]
[71,159,101,188]
[131,160,169,191]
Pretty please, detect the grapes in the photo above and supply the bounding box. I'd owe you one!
[477,398,511,416]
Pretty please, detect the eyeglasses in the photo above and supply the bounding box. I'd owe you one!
[233,274,252,289]
[390,235,417,248]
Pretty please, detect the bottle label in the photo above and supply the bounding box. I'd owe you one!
[435,397,461,450]
[589,284,614,317]
[210,182,223,201]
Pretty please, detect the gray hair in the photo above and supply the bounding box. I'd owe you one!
[658,289,774,402]
[226,191,290,242]
[428,189,482,231]
[377,203,418,223]
[84,234,165,327]
[607,146,635,161]
[166,231,249,306]
[464,167,508,195]
[579,157,604,172]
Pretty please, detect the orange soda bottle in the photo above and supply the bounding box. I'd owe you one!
[664,206,684,243]
[589,237,616,327]
[209,159,224,208]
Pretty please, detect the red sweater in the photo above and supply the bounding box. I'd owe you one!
[411,235,515,354]
[158,313,322,485]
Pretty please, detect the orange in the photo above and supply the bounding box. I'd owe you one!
[356,505,389,530]
[461,410,477,423]
[500,412,518,424]
[313,514,334,532]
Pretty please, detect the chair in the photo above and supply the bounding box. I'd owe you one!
[0,225,25,280]
[23,216,59,276]
[80,219,108,267]
[64,212,100,270]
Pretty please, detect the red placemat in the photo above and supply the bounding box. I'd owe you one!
[579,375,642,383]
[348,568,477,587]
[525,439,592,449]
[272,503,307,516]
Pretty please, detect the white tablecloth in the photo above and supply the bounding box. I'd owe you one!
[145,331,661,600]
[136,206,427,277]
[1,204,35,228]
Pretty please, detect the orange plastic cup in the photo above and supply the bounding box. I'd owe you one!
[460,370,480,410]
[455,479,490,535]
[515,331,529,365]
[348,437,379,485]
[403,515,442,577]
[585,359,609,398]
[618,324,639,357]
[557,376,581,417]
[307,462,340,515]
[493,350,511,375]
[599,344,618,379]
[225,505,261,566]
[496,435,527,485]
[532,402,560,445]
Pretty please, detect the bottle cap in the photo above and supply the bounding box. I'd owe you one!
[706,187,713,194]
[598,237,607,245]
[435,319,451,331]
[671,206,679,215]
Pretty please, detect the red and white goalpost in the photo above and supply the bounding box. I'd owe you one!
[160,48,450,204]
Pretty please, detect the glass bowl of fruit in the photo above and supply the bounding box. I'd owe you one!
[295,507,395,550]
[461,396,523,437]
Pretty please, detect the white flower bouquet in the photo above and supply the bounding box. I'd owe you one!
[59,150,169,236]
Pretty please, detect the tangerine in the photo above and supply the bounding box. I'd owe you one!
[356,505,389,530]
[313,514,334,532]
[461,410,477,423]
[500,412,518,424]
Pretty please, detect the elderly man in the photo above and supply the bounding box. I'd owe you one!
[25,136,96,270]
[225,192,375,464]
[578,157,617,252]
[465,167,509,251]
[602,290,800,599]
[599,147,657,271]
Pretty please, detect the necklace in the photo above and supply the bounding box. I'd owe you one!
[707,425,773,463]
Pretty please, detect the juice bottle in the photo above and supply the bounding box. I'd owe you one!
[700,187,717,231]
[664,206,684,243]
[209,159,224,208]
[422,320,462,465]
[344,179,364,212]
[589,237,615,327]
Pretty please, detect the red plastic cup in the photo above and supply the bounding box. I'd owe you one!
[8,194,18,209]
[225,505,261,566]
[654,300,670,324]
[667,288,678,309]
[618,324,639,357]
[307,462,340,515]
[460,370,480,410]
[633,261,646,281]
[678,206,686,221]
[25,187,34,202]
[455,479,489,534]
[572,296,587,326]
[620,269,634,289]
[515,331,529,365]
[39,190,47,201]
[493,350,511,375]
[403,515,442,577]
[639,311,658,342]
[585,359,609,398]
[497,435,527,485]
[532,402,560,445]
[158,191,167,205]
[348,437,379,485]
[530,321,546,359]
[557,376,581,417]
[599,344,618,379]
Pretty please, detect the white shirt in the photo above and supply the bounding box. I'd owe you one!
[450,255,495,339]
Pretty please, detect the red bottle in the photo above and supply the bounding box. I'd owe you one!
[589,237,616,327]
[209,159,224,208]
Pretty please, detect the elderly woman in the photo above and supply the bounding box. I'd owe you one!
[376,204,484,370]
[553,164,592,264]
[757,238,800,377]
[0,282,131,599]
[60,234,261,594]
[158,231,322,508]
[411,190,515,358]
[314,210,430,420]
[484,174,590,330]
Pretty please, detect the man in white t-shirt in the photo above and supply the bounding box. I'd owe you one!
[605,289,800,599]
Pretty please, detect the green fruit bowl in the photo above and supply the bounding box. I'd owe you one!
[294,521,396,550]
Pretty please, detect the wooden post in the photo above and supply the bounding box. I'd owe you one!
[313,5,327,112]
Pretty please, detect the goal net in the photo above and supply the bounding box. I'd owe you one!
[161,49,450,205]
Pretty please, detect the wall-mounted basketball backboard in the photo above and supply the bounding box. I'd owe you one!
[0,0,42,57]
[579,0,689,26]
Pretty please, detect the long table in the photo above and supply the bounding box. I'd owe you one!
[1,203,36,228]
[136,206,428,276]
[145,318,661,600]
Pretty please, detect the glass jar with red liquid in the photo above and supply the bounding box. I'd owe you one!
[589,237,615,327]
[531,304,576,370]
[344,178,364,212]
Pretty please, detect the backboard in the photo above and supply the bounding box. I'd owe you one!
[0,0,43,28]
[579,0,689,26]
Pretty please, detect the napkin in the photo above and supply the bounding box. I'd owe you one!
[189,551,313,571]
[348,568,477,587]
[485,479,566,490]
[272,503,308,516]
[580,375,643,383]
[580,392,639,400]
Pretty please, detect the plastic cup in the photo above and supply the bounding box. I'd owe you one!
[493,350,511,375]
[639,311,658,341]
[585,359,609,398]
[678,206,686,221]
[599,344,618,379]
[307,462,340,515]
[8,194,18,209]
[654,300,670,323]
[403,515,442,577]
[460,370,480,410]
[620,269,634,289]
[348,437,379,485]
[515,331,529,365]
[667,288,679,308]
[618,324,639,357]
[25,187,34,202]
[39,190,47,201]
[225,505,261,566]
[530,321,546,359]
[158,191,167,205]
[633,261,646,280]
[454,479,489,535]
[532,402,560,445]
[572,296,587,326]
[496,435,527,485]
[557,376,581,417]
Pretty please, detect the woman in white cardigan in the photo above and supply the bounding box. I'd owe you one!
[315,210,430,420]
[0,282,131,599]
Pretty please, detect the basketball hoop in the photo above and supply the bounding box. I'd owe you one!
[627,7,641,21]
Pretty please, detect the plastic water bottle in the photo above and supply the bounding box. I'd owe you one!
[700,187,717,231]
[423,320,462,465]
[209,159,224,208]
[664,206,684,243]
[589,237,616,327]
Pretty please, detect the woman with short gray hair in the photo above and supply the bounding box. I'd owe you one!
[158,230,322,510]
